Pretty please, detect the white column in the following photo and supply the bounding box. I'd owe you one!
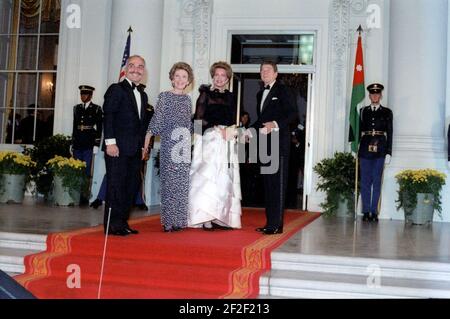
[380,0,449,222]
[108,0,164,104]
[388,0,447,150]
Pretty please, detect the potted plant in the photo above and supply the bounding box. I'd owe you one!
[46,156,87,206]
[0,151,36,203]
[313,152,356,217]
[24,134,72,199]
[395,169,446,224]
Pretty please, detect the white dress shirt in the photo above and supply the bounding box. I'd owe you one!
[260,81,275,111]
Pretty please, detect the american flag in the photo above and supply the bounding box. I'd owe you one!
[118,32,131,82]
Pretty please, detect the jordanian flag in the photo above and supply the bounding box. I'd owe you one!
[349,30,365,153]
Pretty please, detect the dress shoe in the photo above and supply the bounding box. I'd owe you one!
[370,214,379,222]
[255,227,268,232]
[172,226,183,232]
[262,227,283,235]
[362,213,370,222]
[105,228,130,236]
[125,227,139,234]
[90,199,103,209]
[211,222,233,230]
[163,226,172,232]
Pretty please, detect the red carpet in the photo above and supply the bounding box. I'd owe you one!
[15,208,319,299]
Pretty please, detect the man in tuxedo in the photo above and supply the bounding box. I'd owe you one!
[91,102,154,210]
[102,55,148,236]
[251,61,297,235]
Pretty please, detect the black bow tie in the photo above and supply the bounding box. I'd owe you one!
[131,83,145,92]
[264,85,271,90]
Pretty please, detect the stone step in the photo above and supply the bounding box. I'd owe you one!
[0,247,42,274]
[271,252,450,282]
[260,269,450,299]
[0,232,47,251]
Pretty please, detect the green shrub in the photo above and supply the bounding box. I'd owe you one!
[313,152,356,216]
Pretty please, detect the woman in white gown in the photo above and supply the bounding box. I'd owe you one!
[188,61,242,230]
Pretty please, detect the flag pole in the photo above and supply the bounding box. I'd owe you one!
[353,25,363,225]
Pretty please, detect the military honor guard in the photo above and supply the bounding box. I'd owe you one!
[358,83,393,222]
[72,85,103,198]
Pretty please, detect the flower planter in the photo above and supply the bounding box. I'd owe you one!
[403,193,434,225]
[336,198,352,217]
[52,175,80,206]
[0,174,26,204]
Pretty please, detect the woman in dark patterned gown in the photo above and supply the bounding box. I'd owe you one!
[188,61,242,230]
[143,62,194,232]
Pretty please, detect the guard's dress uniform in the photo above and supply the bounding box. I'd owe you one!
[72,99,103,176]
[358,103,393,221]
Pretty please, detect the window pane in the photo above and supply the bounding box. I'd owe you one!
[0,35,14,70]
[38,72,56,109]
[19,0,40,34]
[2,108,21,144]
[231,34,315,65]
[40,1,60,34]
[38,109,53,139]
[0,0,16,34]
[17,35,38,69]
[16,73,37,109]
[0,108,7,143]
[16,107,38,144]
[0,72,15,109]
[38,35,57,70]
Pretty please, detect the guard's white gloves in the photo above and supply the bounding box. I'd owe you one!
[385,154,391,165]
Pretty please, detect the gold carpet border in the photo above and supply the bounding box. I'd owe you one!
[221,212,320,299]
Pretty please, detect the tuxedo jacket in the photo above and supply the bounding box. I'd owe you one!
[252,80,297,157]
[102,80,149,156]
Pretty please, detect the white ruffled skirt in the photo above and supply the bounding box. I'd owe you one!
[188,129,242,229]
